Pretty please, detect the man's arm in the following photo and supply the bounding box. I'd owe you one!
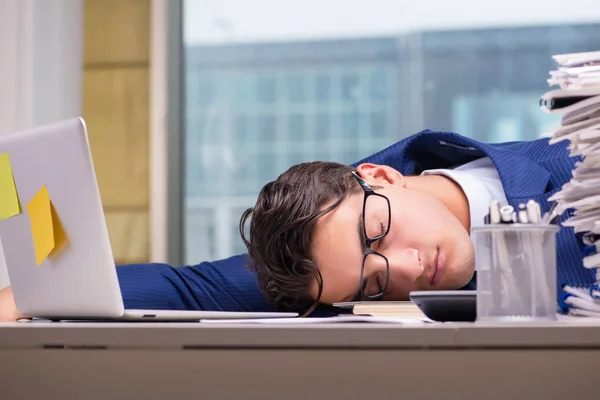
[0,254,275,321]
[0,287,21,321]
[117,258,344,317]
[0,254,273,321]
[116,255,277,312]
[0,256,343,318]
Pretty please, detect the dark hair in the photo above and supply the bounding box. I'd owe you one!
[239,161,361,316]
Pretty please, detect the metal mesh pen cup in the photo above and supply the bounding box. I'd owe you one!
[471,224,560,322]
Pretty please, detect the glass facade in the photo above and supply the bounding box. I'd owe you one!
[183,23,600,263]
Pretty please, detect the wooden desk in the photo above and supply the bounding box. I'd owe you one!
[1,319,598,399]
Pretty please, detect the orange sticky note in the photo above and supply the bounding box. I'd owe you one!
[26,186,67,266]
[0,153,22,220]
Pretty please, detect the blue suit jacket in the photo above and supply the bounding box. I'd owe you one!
[116,130,595,312]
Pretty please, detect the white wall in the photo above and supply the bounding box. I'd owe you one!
[0,0,83,290]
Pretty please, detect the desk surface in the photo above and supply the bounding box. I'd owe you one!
[3,320,600,399]
[2,319,600,349]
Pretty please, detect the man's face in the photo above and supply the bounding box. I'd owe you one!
[311,163,475,304]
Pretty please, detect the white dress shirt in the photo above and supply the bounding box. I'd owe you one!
[420,157,508,267]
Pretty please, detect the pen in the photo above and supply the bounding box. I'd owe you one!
[500,205,515,223]
[518,203,529,224]
[526,200,541,224]
[542,202,561,225]
[489,200,501,224]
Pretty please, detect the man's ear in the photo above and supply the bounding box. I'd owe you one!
[356,163,405,187]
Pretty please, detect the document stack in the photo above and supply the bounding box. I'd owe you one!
[541,50,600,317]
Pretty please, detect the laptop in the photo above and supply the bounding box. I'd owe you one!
[0,118,297,321]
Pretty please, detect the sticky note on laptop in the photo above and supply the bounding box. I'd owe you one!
[0,153,22,220]
[27,185,67,265]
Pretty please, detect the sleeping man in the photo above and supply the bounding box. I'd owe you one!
[0,129,593,320]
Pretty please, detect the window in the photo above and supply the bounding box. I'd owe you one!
[286,72,306,103]
[181,0,600,263]
[315,73,331,103]
[341,109,360,138]
[341,72,361,103]
[315,112,330,138]
[256,75,277,104]
[369,68,388,101]
[184,208,216,263]
[369,111,388,138]
[288,113,305,139]
[257,114,277,142]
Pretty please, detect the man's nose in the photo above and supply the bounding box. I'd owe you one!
[388,248,425,282]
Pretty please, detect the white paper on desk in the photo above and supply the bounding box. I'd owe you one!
[563,106,600,126]
[559,129,600,149]
[572,167,600,181]
[572,163,600,177]
[567,308,600,318]
[552,112,600,137]
[550,65,600,83]
[570,130,600,148]
[563,210,600,228]
[553,50,600,67]
[583,252,600,269]
[578,128,600,142]
[553,182,600,203]
[200,316,432,325]
[579,151,600,167]
[560,212,600,233]
[566,176,600,190]
[573,205,600,216]
[565,127,600,147]
[554,194,600,214]
[590,220,600,234]
[560,181,600,203]
[550,77,600,91]
[563,284,592,300]
[562,78,600,90]
[550,65,600,81]
[565,294,600,313]
[569,176,600,188]
[573,205,600,217]
[560,310,600,322]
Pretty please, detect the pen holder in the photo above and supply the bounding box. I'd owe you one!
[471,224,560,322]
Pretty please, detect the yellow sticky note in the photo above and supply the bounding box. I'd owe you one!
[51,202,67,251]
[26,185,67,266]
[0,153,22,220]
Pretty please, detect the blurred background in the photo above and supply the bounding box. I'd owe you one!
[1,0,600,288]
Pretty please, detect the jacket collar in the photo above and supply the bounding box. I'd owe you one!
[359,130,552,199]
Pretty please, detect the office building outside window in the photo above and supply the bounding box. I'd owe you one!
[183,5,600,263]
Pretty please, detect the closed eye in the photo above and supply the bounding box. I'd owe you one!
[377,222,387,250]
[376,274,384,292]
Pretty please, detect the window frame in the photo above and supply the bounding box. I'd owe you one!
[150,0,185,266]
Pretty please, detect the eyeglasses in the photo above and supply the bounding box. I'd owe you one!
[350,171,391,301]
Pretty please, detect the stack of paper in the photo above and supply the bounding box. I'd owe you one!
[543,50,600,317]
[547,51,600,90]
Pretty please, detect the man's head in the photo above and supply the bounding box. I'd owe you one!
[240,161,475,315]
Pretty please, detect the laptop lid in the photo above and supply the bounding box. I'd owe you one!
[0,118,125,318]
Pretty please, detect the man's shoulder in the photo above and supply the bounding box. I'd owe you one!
[358,130,573,168]
[414,130,570,161]
[494,136,573,163]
